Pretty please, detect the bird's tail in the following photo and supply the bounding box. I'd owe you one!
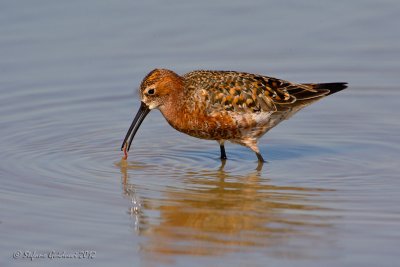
[303,82,348,95]
[277,82,347,121]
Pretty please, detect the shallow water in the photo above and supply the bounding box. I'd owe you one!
[1,1,400,267]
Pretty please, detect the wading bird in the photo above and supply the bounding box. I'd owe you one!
[121,69,347,162]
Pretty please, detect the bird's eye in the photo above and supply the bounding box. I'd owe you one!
[147,89,155,95]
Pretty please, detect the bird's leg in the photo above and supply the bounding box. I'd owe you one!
[241,139,266,163]
[218,140,227,160]
[255,152,266,163]
[220,145,227,160]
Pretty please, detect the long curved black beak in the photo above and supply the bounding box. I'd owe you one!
[121,101,150,151]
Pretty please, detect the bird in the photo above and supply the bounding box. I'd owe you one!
[121,69,347,162]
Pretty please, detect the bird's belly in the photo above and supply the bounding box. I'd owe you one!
[165,112,241,140]
[164,111,281,141]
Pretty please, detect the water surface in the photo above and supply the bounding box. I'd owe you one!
[1,1,400,267]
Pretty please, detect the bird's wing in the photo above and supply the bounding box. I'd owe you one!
[184,70,331,114]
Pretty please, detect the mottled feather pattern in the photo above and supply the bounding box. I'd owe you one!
[183,70,327,116]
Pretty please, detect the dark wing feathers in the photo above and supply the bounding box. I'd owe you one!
[184,70,346,114]
[303,83,348,95]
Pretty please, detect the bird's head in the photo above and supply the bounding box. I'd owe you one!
[140,68,183,110]
[121,69,183,152]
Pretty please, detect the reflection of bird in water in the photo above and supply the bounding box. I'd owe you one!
[121,69,347,162]
[117,160,336,260]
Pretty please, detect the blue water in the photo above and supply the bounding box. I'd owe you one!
[1,1,399,267]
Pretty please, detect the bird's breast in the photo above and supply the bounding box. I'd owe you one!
[161,106,244,140]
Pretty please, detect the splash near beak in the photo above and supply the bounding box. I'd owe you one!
[121,101,151,152]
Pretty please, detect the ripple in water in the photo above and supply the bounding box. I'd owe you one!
[117,159,338,260]
[2,84,400,266]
